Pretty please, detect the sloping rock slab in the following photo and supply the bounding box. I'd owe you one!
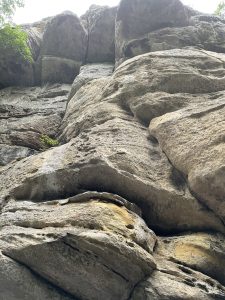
[0,194,156,300]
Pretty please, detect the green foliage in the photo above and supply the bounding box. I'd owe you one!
[0,0,32,62]
[215,1,225,18]
[0,0,24,26]
[40,135,59,148]
[0,24,32,61]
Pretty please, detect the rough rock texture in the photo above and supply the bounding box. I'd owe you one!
[1,1,225,299]
[132,233,225,299]
[115,0,225,65]
[150,90,225,223]
[41,56,80,84]
[41,12,86,62]
[81,5,117,63]
[0,84,70,165]
[39,12,87,84]
[68,63,114,100]
[122,18,225,62]
[0,194,156,300]
[115,0,189,65]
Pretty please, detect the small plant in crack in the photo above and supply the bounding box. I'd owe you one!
[40,134,59,148]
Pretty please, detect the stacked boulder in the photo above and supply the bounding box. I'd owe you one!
[2,0,225,87]
[1,1,225,299]
[39,12,87,84]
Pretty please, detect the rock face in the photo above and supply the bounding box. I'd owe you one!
[68,63,114,100]
[115,0,189,65]
[41,56,80,84]
[1,1,225,299]
[81,5,117,63]
[115,0,225,65]
[0,84,70,165]
[40,12,87,84]
[0,193,156,300]
[41,12,86,61]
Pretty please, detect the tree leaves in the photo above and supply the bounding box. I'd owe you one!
[0,24,32,61]
[215,1,225,18]
[0,1,32,62]
[0,0,24,27]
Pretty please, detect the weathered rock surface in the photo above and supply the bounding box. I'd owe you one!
[68,63,114,100]
[122,18,225,62]
[115,0,225,66]
[115,0,189,65]
[0,49,224,234]
[81,5,117,63]
[0,84,70,165]
[131,233,225,299]
[1,1,225,299]
[150,92,225,224]
[41,12,86,62]
[41,56,80,84]
[0,194,156,300]
[39,12,86,84]
[0,252,74,300]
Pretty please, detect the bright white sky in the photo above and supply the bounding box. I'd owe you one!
[13,0,221,24]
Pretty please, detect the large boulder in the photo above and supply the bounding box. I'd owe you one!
[0,193,156,300]
[115,0,189,65]
[41,11,86,61]
[40,12,87,84]
[131,232,225,299]
[121,16,225,62]
[115,0,225,66]
[150,84,225,223]
[81,5,117,63]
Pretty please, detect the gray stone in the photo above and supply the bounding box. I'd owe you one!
[81,5,117,63]
[0,253,74,300]
[0,144,36,166]
[1,49,225,235]
[131,232,225,299]
[68,63,114,100]
[131,270,225,299]
[121,18,225,63]
[150,88,225,223]
[0,196,156,300]
[115,0,189,65]
[41,11,87,62]
[0,84,70,165]
[41,56,80,84]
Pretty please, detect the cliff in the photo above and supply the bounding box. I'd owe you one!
[0,1,225,299]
